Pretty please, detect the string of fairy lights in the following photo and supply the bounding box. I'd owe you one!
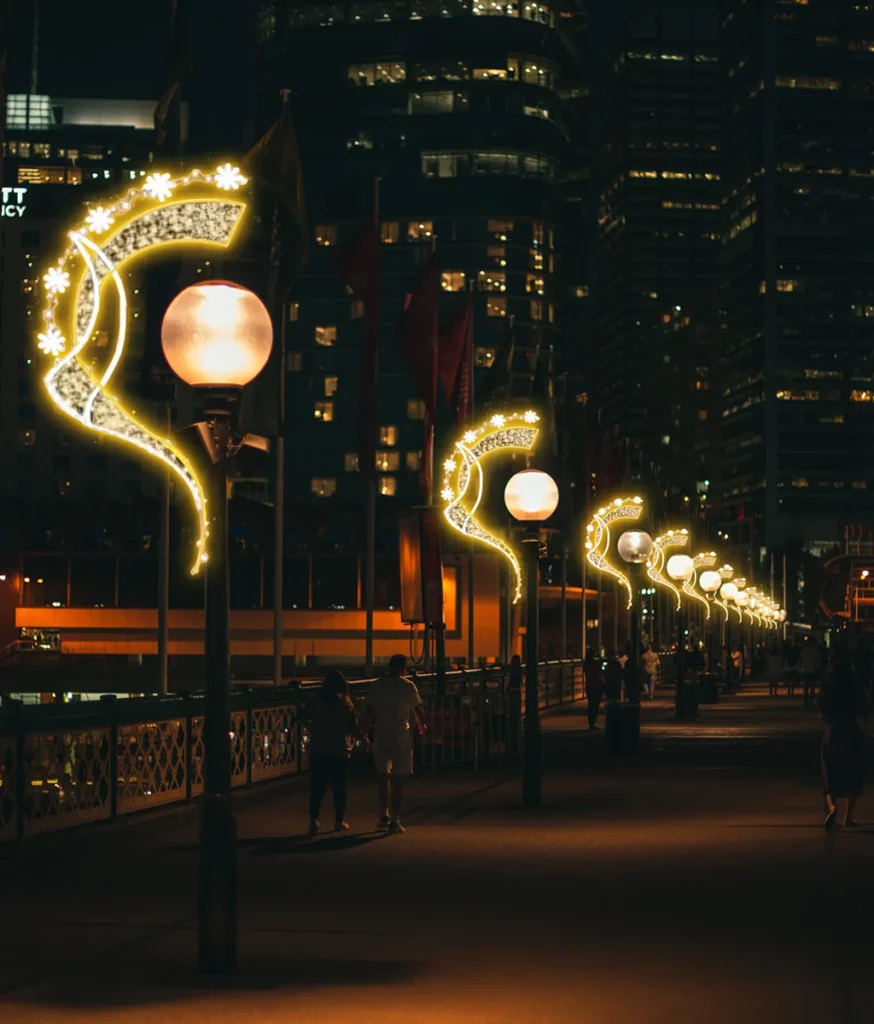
[37,164,249,576]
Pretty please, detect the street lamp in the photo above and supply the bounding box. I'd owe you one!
[667,553,694,717]
[699,569,721,671]
[617,530,653,702]
[504,468,559,807]
[161,280,273,974]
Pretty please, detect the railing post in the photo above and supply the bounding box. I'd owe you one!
[12,701,26,842]
[246,690,254,788]
[100,695,118,820]
[185,695,194,802]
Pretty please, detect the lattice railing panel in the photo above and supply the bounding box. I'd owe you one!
[230,710,248,788]
[190,716,205,798]
[251,704,299,783]
[117,719,188,814]
[22,728,111,835]
[0,734,17,843]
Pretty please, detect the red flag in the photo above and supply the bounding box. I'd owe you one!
[438,298,474,425]
[337,218,380,475]
[396,254,439,495]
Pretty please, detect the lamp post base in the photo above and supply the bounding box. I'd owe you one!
[522,721,542,807]
[198,794,238,974]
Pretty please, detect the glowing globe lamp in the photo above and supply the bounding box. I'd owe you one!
[720,581,738,601]
[161,281,273,388]
[504,469,559,523]
[699,570,722,594]
[667,553,694,582]
[617,530,653,564]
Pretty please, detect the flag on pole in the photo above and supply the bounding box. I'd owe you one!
[396,253,439,496]
[438,297,473,425]
[337,217,381,476]
[243,100,309,293]
[477,314,515,410]
[153,0,190,159]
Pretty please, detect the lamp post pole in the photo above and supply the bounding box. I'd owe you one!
[627,567,641,702]
[523,525,542,807]
[675,603,686,719]
[199,399,236,975]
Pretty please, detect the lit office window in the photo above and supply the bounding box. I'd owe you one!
[529,249,544,270]
[487,296,507,317]
[478,270,506,292]
[530,299,543,321]
[408,91,467,113]
[405,451,422,471]
[777,279,800,292]
[441,271,466,292]
[775,75,840,90]
[311,478,337,497]
[315,325,337,346]
[421,152,460,178]
[412,57,469,79]
[475,346,496,368]
[325,376,339,397]
[348,61,407,85]
[287,352,303,372]
[526,274,545,295]
[376,451,400,471]
[408,220,434,240]
[488,219,513,240]
[473,67,509,80]
[66,168,82,185]
[487,245,506,267]
[314,401,334,421]
[407,399,427,419]
[32,142,51,158]
[548,303,554,324]
[344,453,360,472]
[315,224,337,246]
[5,93,53,128]
[379,476,398,496]
[18,166,65,184]
[381,221,399,243]
[575,285,589,299]
[347,131,374,150]
[523,105,550,119]
[288,302,300,321]
[380,425,398,445]
[532,222,545,246]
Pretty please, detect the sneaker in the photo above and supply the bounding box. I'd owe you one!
[334,820,350,832]
[388,819,406,834]
[377,814,391,830]
[307,820,319,838]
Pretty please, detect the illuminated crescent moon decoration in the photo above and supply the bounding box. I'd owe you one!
[746,589,764,628]
[440,409,541,604]
[682,551,717,621]
[713,564,734,621]
[37,165,249,576]
[645,528,689,611]
[584,496,645,610]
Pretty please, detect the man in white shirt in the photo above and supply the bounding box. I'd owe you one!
[360,654,426,833]
[641,645,660,700]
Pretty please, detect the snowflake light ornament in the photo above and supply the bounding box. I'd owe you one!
[441,487,455,501]
[85,206,114,233]
[463,430,477,444]
[43,267,70,294]
[214,163,247,191]
[144,173,174,201]
[490,414,506,428]
[523,410,539,424]
[38,327,66,357]
[443,458,457,472]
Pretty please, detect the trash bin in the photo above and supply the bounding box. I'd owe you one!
[605,701,641,757]
[678,679,699,720]
[697,673,719,704]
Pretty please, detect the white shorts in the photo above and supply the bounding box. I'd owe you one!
[373,731,413,776]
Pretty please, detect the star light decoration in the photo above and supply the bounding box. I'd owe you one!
[645,527,690,610]
[440,410,541,604]
[683,551,718,621]
[36,163,250,575]
[585,496,645,610]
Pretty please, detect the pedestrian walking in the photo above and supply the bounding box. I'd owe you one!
[604,649,623,703]
[820,652,867,830]
[641,644,660,700]
[304,670,358,838]
[800,635,823,709]
[584,648,604,730]
[359,654,426,834]
[730,644,744,689]
[780,640,801,698]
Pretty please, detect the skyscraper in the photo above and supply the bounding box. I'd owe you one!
[720,0,874,564]
[254,0,588,505]
[594,3,721,516]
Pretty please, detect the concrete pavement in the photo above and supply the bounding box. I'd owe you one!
[2,686,873,1023]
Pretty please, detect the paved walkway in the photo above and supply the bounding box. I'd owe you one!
[2,685,873,1023]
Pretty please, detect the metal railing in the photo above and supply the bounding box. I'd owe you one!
[0,658,584,844]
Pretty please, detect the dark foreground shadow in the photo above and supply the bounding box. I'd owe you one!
[242,832,388,855]
[5,955,427,1009]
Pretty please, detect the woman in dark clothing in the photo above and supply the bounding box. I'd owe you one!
[584,648,604,731]
[304,669,359,837]
[820,655,867,830]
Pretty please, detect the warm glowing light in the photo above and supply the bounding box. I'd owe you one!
[43,267,70,294]
[214,163,247,191]
[85,206,114,233]
[523,410,539,424]
[699,570,722,593]
[504,470,559,523]
[585,496,645,610]
[440,410,541,603]
[144,172,174,201]
[683,551,717,620]
[667,554,694,582]
[617,530,653,564]
[37,167,249,575]
[37,327,66,357]
[646,528,689,609]
[160,281,272,388]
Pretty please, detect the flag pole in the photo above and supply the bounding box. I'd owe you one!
[365,176,380,676]
[271,89,291,688]
[429,233,447,682]
[466,277,476,668]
